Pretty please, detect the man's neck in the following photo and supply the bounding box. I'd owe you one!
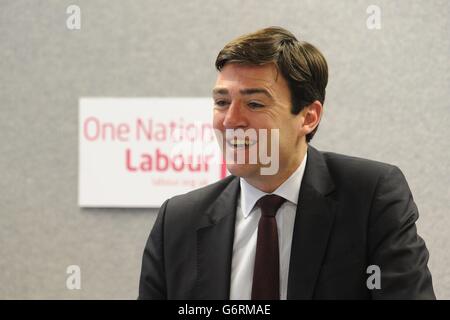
[243,144,307,193]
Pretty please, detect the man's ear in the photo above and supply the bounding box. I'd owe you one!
[299,100,323,135]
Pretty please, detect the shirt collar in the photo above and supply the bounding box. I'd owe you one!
[239,151,308,218]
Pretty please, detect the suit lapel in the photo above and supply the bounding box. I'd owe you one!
[287,146,338,299]
[194,176,240,299]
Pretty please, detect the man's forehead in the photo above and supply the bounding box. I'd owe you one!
[215,63,279,86]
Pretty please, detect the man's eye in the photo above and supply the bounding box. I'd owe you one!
[248,102,264,109]
[214,100,230,107]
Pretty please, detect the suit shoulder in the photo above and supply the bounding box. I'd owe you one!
[321,150,397,178]
[322,151,395,173]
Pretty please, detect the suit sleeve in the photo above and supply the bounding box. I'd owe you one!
[138,199,169,300]
[368,165,435,299]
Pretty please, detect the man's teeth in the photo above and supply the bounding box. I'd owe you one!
[234,139,249,146]
[228,139,255,147]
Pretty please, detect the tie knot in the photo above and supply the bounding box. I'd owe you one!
[257,194,286,217]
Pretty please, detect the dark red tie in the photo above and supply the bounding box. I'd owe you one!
[251,194,286,300]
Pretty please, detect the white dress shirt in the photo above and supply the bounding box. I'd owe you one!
[229,152,308,300]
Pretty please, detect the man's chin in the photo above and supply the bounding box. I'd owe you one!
[226,163,261,178]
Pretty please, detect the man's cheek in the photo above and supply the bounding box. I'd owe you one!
[212,127,226,152]
[212,115,225,131]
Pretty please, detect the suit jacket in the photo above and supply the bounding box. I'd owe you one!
[138,145,435,299]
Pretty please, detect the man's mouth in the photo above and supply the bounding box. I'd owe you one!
[226,137,257,149]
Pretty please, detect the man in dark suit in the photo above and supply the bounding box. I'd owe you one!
[138,27,435,299]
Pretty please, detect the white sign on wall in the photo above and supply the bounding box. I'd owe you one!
[78,98,226,208]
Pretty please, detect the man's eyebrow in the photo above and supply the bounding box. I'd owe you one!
[239,88,273,99]
[212,87,274,99]
[212,88,229,95]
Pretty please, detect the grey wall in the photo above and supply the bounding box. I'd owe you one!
[0,0,448,299]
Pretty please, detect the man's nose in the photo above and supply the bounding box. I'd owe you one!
[222,102,248,129]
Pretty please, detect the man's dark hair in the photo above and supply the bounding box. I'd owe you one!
[215,26,328,142]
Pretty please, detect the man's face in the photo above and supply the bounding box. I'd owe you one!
[212,63,305,181]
